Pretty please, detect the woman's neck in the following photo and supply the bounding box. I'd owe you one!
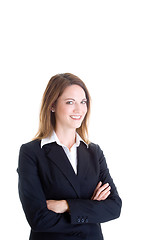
[55,128,76,150]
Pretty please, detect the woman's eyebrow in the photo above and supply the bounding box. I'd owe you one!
[64,98,87,101]
[64,98,75,101]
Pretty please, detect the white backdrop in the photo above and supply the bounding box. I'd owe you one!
[0,0,160,239]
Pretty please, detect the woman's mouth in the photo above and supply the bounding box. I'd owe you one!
[70,115,81,120]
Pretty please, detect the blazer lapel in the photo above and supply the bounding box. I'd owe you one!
[43,142,81,198]
[77,142,90,179]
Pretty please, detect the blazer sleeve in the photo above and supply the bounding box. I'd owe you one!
[67,144,122,224]
[17,144,72,233]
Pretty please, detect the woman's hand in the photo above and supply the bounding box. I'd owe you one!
[91,181,111,201]
[46,200,69,213]
[46,182,110,213]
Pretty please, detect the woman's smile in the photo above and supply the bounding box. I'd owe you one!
[54,85,87,131]
[70,115,82,120]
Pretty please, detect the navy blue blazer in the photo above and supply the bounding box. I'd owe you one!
[17,139,122,240]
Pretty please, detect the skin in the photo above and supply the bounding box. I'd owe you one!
[53,84,88,149]
[46,85,111,213]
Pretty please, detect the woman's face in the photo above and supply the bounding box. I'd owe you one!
[54,84,88,131]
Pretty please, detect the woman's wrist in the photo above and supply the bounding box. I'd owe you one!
[65,200,70,212]
[46,200,69,213]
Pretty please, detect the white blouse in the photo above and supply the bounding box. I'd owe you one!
[41,131,88,174]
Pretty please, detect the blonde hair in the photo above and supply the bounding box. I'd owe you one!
[33,73,91,144]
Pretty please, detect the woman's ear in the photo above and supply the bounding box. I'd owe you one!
[51,102,56,112]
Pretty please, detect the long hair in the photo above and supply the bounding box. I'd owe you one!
[33,73,91,144]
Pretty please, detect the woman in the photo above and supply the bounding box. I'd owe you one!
[17,73,122,240]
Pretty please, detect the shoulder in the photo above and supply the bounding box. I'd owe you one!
[20,139,41,155]
[18,140,41,166]
[88,142,101,151]
[18,140,42,173]
[88,142,104,157]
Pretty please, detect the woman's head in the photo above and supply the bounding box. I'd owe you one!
[34,73,91,143]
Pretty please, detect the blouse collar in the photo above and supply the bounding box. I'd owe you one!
[41,130,88,148]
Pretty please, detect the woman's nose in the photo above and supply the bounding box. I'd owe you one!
[73,103,81,113]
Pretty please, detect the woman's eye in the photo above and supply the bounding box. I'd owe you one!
[66,100,87,105]
[66,101,74,105]
[81,100,87,104]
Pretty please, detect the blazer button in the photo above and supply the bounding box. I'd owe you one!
[85,218,88,223]
[81,218,85,223]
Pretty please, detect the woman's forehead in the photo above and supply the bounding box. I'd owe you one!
[60,85,86,99]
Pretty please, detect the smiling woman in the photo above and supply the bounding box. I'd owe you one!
[17,73,122,240]
[53,85,88,144]
[34,73,91,144]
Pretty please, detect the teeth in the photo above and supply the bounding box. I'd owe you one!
[71,116,81,119]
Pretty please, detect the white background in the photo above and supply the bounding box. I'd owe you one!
[0,0,160,239]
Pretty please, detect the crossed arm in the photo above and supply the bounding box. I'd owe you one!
[46,181,111,213]
[18,143,121,231]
